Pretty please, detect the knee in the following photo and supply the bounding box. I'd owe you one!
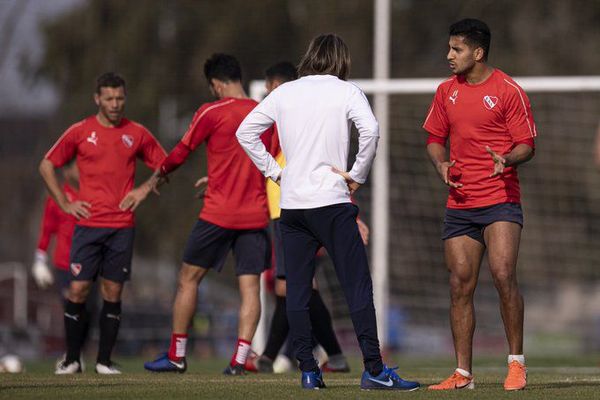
[68,283,90,303]
[491,268,518,295]
[177,266,204,289]
[449,273,476,303]
[101,283,123,302]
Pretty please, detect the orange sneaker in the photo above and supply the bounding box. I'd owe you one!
[428,371,474,390]
[504,361,527,391]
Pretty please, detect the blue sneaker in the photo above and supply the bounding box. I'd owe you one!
[360,365,420,391]
[301,369,326,389]
[144,353,187,373]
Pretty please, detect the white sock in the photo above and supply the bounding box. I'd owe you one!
[234,339,251,365]
[508,354,525,365]
[455,368,472,378]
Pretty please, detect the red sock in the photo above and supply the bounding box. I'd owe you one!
[168,333,188,361]
[230,338,251,366]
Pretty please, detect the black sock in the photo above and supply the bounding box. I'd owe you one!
[64,300,86,364]
[97,301,121,365]
[80,310,91,350]
[309,290,343,356]
[263,295,289,360]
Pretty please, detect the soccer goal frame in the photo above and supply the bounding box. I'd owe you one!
[249,75,600,352]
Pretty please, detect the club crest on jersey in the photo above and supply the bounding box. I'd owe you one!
[449,90,459,105]
[483,95,499,110]
[122,134,134,148]
[70,263,82,276]
[87,131,98,145]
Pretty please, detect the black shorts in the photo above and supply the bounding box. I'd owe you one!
[183,219,270,276]
[69,226,135,283]
[271,219,286,279]
[443,202,523,244]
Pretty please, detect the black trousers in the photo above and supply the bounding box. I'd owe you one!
[280,203,383,374]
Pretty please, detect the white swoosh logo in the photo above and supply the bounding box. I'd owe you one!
[64,313,79,321]
[369,377,393,387]
[170,360,185,369]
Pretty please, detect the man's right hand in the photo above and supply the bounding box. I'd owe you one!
[62,200,91,219]
[32,250,54,289]
[436,160,462,189]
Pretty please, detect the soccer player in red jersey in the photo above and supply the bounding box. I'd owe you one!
[33,161,79,292]
[423,19,536,391]
[143,54,271,375]
[40,73,167,375]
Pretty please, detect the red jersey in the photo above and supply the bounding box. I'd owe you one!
[423,69,537,209]
[167,97,270,229]
[45,116,166,228]
[36,183,78,270]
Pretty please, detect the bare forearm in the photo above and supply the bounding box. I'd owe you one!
[427,142,447,170]
[39,159,68,209]
[504,144,534,167]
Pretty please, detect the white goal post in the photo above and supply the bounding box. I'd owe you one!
[249,75,600,352]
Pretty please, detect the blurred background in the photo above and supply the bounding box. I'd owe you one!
[0,0,599,363]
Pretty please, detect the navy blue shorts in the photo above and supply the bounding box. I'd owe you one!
[443,202,523,244]
[271,219,286,279]
[70,226,135,283]
[183,219,270,276]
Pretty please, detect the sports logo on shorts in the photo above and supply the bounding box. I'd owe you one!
[122,134,134,148]
[70,263,82,276]
[483,95,499,110]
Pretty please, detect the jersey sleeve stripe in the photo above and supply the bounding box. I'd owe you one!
[44,120,85,159]
[423,103,437,128]
[181,99,236,144]
[503,78,536,138]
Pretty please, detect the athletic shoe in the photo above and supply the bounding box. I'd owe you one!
[144,353,187,373]
[223,363,245,375]
[301,369,326,389]
[243,351,259,372]
[251,355,274,373]
[56,353,86,372]
[428,370,474,390]
[360,365,420,391]
[95,361,122,374]
[54,360,82,375]
[321,356,350,373]
[504,361,527,391]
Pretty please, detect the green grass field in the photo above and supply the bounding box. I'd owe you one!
[1,355,599,399]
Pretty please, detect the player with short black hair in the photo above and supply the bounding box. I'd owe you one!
[40,72,167,375]
[144,53,271,376]
[204,53,243,83]
[424,18,535,391]
[95,72,126,95]
[448,18,491,61]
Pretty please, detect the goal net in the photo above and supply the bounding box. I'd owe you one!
[250,77,600,356]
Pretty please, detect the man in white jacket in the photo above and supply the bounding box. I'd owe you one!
[236,33,419,391]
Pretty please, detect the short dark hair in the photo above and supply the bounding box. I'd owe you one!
[265,62,298,83]
[298,34,351,80]
[96,72,126,94]
[449,18,491,61]
[204,53,242,83]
